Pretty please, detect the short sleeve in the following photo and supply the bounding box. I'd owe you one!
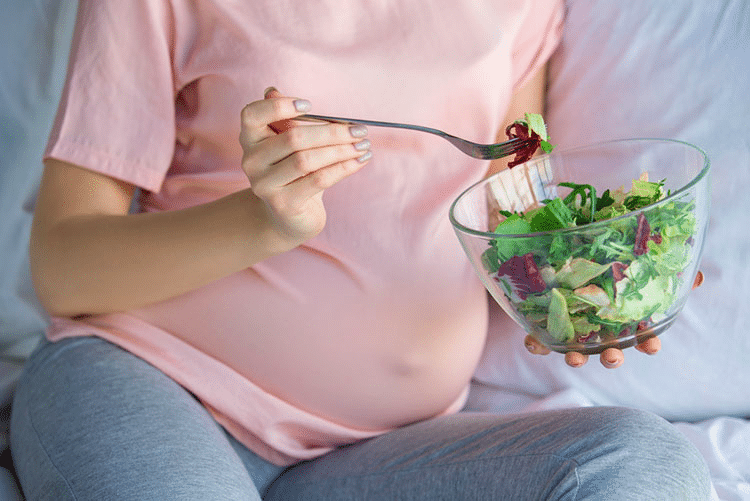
[45,1,176,192]
[510,0,565,90]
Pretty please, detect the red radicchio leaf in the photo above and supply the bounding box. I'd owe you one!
[611,262,628,282]
[633,213,651,256]
[577,331,598,343]
[634,213,664,255]
[494,253,547,299]
[505,122,542,168]
[617,325,634,338]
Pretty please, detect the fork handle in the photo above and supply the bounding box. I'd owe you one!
[297,114,447,137]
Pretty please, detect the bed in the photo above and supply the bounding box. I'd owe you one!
[1,1,748,499]
[468,1,750,500]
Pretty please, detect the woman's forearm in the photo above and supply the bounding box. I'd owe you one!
[33,94,370,318]
[31,188,281,317]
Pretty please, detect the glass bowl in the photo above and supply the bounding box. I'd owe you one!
[450,139,710,354]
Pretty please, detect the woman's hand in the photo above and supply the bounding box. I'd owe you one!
[524,271,704,368]
[30,87,373,318]
[240,88,372,251]
[523,335,660,369]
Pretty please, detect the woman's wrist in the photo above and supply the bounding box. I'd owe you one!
[229,188,307,260]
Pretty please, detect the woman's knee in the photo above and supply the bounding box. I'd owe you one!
[575,407,712,500]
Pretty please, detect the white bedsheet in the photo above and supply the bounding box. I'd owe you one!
[674,419,750,501]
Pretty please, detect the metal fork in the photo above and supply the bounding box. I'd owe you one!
[297,114,534,160]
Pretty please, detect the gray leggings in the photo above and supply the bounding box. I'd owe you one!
[11,337,710,500]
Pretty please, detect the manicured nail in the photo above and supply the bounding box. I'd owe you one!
[565,352,585,367]
[349,125,368,138]
[354,139,371,151]
[692,270,704,289]
[293,99,311,112]
[603,356,619,368]
[357,151,372,163]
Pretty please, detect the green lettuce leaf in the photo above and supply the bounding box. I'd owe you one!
[547,288,575,341]
[524,112,549,141]
[554,258,612,289]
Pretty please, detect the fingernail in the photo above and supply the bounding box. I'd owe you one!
[264,86,278,97]
[349,125,368,138]
[354,139,371,151]
[357,151,372,163]
[603,357,619,368]
[692,270,704,289]
[293,99,312,112]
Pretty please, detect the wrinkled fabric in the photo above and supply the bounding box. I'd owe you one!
[12,337,711,500]
[45,0,563,465]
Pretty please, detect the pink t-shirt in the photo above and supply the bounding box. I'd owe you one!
[45,0,563,465]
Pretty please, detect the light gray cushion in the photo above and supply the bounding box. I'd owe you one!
[0,1,78,358]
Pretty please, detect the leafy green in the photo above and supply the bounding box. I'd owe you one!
[521,113,549,141]
[547,288,575,341]
[487,214,533,265]
[506,113,556,166]
[624,179,665,210]
[560,182,598,223]
[527,199,573,232]
[548,234,570,265]
[481,174,696,345]
[554,258,613,289]
[596,189,615,211]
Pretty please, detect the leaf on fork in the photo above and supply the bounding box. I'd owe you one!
[505,113,555,167]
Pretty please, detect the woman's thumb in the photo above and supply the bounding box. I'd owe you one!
[264,86,296,134]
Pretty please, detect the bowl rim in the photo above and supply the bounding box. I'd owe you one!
[449,138,710,239]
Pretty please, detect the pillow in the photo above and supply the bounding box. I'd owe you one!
[468,0,750,422]
[0,1,78,358]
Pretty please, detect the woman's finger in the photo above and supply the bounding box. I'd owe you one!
[251,141,371,199]
[524,335,551,355]
[249,122,368,169]
[265,87,297,134]
[600,347,624,369]
[634,336,661,355]
[565,351,588,368]
[240,92,312,144]
[264,153,372,212]
[692,270,704,289]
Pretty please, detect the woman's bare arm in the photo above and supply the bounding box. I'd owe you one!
[31,93,371,318]
[30,159,282,317]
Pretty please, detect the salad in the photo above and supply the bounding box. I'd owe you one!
[481,170,697,346]
[505,112,555,167]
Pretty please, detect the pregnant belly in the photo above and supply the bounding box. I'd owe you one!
[261,309,486,429]
[139,273,490,430]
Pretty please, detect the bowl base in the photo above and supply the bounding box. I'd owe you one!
[540,315,678,355]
